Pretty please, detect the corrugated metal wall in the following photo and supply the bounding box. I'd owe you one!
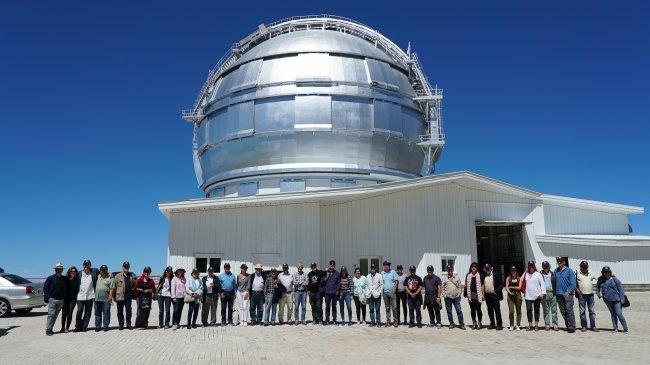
[544,204,629,235]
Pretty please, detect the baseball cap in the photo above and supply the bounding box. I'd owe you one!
[122,261,130,268]
[396,264,403,270]
[165,266,173,271]
[370,264,376,269]
[329,260,336,265]
[602,266,612,274]
[271,268,277,272]
[382,260,391,266]
[556,256,565,262]
[282,263,289,268]
[223,263,231,269]
[143,266,152,273]
[484,263,492,269]
[510,266,517,272]
[83,259,91,267]
[446,265,453,270]
[99,265,108,271]
[541,261,550,268]
[580,261,588,268]
[310,262,317,268]
[426,265,434,271]
[409,265,416,271]
[191,268,200,274]
[527,261,536,267]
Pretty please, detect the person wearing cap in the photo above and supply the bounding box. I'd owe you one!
[554,257,576,333]
[522,261,545,331]
[540,261,558,330]
[596,266,628,333]
[482,264,503,331]
[44,263,67,336]
[464,262,484,330]
[366,264,383,327]
[441,265,465,329]
[236,263,251,326]
[505,266,522,331]
[424,265,443,328]
[292,262,309,325]
[156,266,174,328]
[381,261,399,327]
[277,263,294,325]
[263,268,279,326]
[219,263,237,326]
[186,268,203,329]
[74,259,98,332]
[575,260,598,332]
[352,267,368,324]
[201,266,220,327]
[395,265,408,326]
[307,262,324,325]
[170,268,187,330]
[322,260,341,325]
[133,267,156,329]
[112,261,137,330]
[94,265,114,332]
[404,265,423,328]
[248,264,266,325]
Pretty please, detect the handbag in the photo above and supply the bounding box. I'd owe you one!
[184,293,195,303]
[622,295,630,308]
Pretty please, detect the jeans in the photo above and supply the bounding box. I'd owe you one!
[507,292,522,327]
[201,295,218,325]
[221,292,235,324]
[187,300,200,326]
[94,301,111,330]
[444,297,464,325]
[263,293,277,325]
[556,294,576,331]
[61,298,76,330]
[116,299,132,328]
[278,292,293,323]
[604,300,628,331]
[338,291,352,322]
[250,291,264,324]
[368,296,381,324]
[293,291,307,322]
[485,294,503,327]
[578,293,596,329]
[407,295,422,325]
[542,290,558,326]
[309,292,323,323]
[425,299,442,325]
[469,299,482,324]
[396,291,408,324]
[237,291,250,323]
[46,299,64,332]
[172,299,184,326]
[75,299,93,331]
[525,299,541,323]
[353,295,366,322]
[324,293,338,322]
[382,292,398,324]
[158,296,172,327]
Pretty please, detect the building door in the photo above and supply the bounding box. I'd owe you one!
[476,224,525,278]
[358,256,381,276]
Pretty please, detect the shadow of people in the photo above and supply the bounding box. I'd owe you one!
[0,325,19,337]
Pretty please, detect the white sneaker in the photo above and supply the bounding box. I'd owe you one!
[242,322,248,327]
[515,326,521,331]
[508,326,513,331]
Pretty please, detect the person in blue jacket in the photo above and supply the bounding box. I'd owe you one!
[44,263,67,336]
[554,257,576,333]
[596,266,628,333]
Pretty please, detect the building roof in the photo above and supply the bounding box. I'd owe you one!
[537,234,650,247]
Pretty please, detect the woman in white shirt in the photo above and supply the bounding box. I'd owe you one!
[522,261,546,331]
[156,266,174,328]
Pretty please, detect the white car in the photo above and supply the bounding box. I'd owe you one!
[0,273,45,317]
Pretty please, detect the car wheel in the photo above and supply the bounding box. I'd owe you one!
[15,308,33,314]
[0,298,10,318]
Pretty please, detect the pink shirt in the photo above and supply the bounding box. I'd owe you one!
[170,276,186,299]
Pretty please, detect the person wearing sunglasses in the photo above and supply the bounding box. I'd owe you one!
[44,263,67,336]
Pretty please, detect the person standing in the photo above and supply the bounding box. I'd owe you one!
[464,262,484,330]
[292,262,309,325]
[248,264,266,325]
[61,266,79,333]
[322,260,340,325]
[219,263,236,326]
[554,257,577,333]
[352,267,368,324]
[170,268,186,330]
[404,265,423,328]
[307,262,324,325]
[156,266,174,328]
[522,261,545,331]
[381,261,399,327]
[395,265,408,325]
[186,268,203,329]
[201,267,220,327]
[263,268,279,326]
[74,260,98,332]
[237,264,251,326]
[338,267,353,325]
[540,261,558,331]
[277,263,294,325]
[423,265,443,328]
[133,267,155,329]
[505,266,522,331]
[575,261,599,332]
[44,263,67,336]
[482,264,503,330]
[441,265,465,330]
[94,265,114,332]
[112,262,136,330]
[596,266,628,333]
[366,265,383,327]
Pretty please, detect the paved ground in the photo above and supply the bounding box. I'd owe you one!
[1,292,648,364]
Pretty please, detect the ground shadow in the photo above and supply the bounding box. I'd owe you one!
[0,325,19,337]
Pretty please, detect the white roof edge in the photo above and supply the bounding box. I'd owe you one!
[542,194,644,215]
[537,234,650,247]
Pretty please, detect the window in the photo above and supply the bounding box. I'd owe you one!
[280,179,306,193]
[441,257,456,271]
[195,256,222,274]
[358,257,381,276]
[210,187,225,198]
[238,182,258,197]
[331,179,356,188]
[0,274,31,285]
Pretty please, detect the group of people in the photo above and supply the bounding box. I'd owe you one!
[42,256,629,335]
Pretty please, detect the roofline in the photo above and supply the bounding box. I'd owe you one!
[541,194,644,215]
[537,234,650,247]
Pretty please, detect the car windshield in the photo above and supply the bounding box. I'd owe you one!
[1,274,32,285]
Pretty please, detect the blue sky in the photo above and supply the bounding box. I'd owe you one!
[1,1,648,277]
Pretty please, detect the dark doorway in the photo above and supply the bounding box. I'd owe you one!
[476,224,525,278]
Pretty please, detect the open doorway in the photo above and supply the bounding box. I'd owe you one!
[476,224,525,278]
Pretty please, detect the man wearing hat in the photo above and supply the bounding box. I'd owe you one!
[277,263,294,325]
[292,262,309,325]
[44,263,67,336]
[366,264,383,327]
[94,265,114,332]
[381,260,399,327]
[74,259,97,332]
[307,262,324,325]
[262,268,279,326]
[201,266,220,326]
[554,257,576,333]
[112,261,136,330]
[423,265,442,328]
[395,265,408,325]
[575,260,599,332]
[404,265,423,328]
[218,263,237,326]
[540,261,558,331]
[441,265,465,329]
[483,263,504,330]
[248,264,266,325]
[322,260,340,325]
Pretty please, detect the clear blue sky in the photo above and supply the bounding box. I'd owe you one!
[1,1,648,277]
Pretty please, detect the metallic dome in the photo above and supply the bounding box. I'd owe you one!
[184,16,444,197]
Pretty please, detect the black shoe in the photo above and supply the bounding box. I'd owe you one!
[118,326,124,331]
[126,325,132,330]
[449,323,455,329]
[103,328,108,332]
[408,323,415,328]
[567,329,575,333]
[417,323,422,328]
[45,330,54,336]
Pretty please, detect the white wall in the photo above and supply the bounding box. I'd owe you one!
[543,204,629,235]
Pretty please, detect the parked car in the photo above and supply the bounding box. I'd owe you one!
[0,273,45,317]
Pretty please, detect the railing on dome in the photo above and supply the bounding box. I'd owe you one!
[181,14,445,175]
